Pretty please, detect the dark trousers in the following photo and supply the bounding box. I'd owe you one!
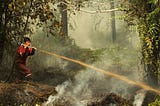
[15,63,31,80]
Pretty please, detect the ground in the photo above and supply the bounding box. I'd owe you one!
[0,81,57,105]
[0,81,158,105]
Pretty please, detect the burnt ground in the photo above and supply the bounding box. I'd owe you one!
[87,91,159,106]
[0,81,158,106]
[0,67,159,106]
[142,91,159,106]
[87,93,133,106]
[0,81,57,106]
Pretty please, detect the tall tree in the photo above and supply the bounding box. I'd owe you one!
[60,0,68,36]
[110,0,116,43]
[122,0,160,87]
[0,0,58,65]
[0,0,9,64]
[0,1,4,64]
[0,0,86,66]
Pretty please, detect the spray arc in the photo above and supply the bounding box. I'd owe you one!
[38,49,160,94]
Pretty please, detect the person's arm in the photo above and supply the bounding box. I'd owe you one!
[17,45,25,57]
[28,47,36,56]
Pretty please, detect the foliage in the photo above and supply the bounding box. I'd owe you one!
[4,0,58,44]
[0,0,90,81]
[0,0,91,66]
[0,0,88,45]
[121,0,160,85]
[148,97,160,106]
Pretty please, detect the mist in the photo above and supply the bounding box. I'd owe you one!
[29,1,144,105]
[66,0,142,98]
[69,0,139,49]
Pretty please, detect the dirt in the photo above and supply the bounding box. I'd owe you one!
[87,93,133,106]
[0,81,158,106]
[0,81,57,106]
[142,91,159,106]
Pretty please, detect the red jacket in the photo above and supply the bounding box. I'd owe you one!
[15,44,35,64]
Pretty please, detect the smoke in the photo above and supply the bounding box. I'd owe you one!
[133,89,147,106]
[43,49,143,105]
[40,10,143,104]
[69,11,111,49]
[31,0,145,105]
[69,1,139,49]
[43,64,143,106]
[43,80,89,106]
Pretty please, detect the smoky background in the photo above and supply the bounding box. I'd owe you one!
[24,0,145,105]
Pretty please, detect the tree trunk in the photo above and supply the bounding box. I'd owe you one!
[60,2,68,36]
[110,0,116,43]
[0,1,5,65]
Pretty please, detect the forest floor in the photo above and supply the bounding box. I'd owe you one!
[0,46,158,105]
[0,81,57,105]
[0,80,158,106]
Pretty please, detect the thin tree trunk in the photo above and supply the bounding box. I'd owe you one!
[60,2,68,36]
[110,0,116,43]
[0,1,5,65]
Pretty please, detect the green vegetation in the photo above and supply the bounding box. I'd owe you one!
[148,97,160,106]
[121,0,160,86]
[0,0,159,105]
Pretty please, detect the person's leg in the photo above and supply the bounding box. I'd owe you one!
[16,63,32,80]
[15,72,25,83]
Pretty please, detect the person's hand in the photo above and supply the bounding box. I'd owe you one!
[32,47,37,50]
[20,52,23,56]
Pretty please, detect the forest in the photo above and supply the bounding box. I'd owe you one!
[0,0,160,105]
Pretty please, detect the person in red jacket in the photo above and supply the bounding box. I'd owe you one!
[15,37,36,80]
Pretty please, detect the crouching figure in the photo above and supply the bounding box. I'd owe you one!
[15,37,36,81]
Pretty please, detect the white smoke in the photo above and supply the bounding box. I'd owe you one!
[43,70,106,106]
[43,80,89,106]
[133,89,146,106]
[40,1,143,105]
[43,62,143,106]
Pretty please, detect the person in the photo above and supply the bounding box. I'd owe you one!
[15,37,36,81]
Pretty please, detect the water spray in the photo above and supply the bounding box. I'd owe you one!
[37,49,160,94]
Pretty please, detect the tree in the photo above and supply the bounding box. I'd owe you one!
[121,0,160,87]
[110,0,116,43]
[0,0,87,66]
[59,0,68,36]
[0,1,7,64]
[0,0,63,65]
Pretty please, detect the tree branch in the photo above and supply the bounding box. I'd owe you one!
[60,0,119,14]
[23,0,33,36]
[79,8,119,14]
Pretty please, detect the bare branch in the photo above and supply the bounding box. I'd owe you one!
[79,8,119,14]
[60,0,119,14]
